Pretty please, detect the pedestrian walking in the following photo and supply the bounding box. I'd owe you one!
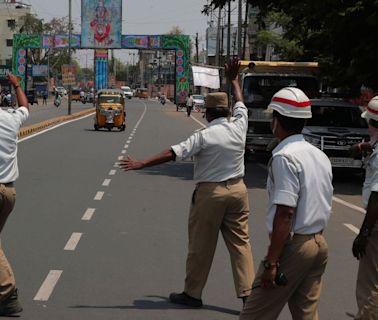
[0,74,29,316]
[351,96,378,320]
[42,90,47,105]
[240,87,333,320]
[119,58,254,308]
[186,93,193,117]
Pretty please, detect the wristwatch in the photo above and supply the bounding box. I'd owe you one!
[262,259,279,270]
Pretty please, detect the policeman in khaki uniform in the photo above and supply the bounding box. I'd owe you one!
[120,59,254,307]
[240,87,333,320]
[0,74,29,316]
[351,96,378,320]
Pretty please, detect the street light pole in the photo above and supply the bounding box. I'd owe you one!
[68,0,72,115]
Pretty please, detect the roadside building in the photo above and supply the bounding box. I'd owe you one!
[0,0,31,67]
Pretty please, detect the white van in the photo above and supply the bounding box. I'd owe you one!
[120,86,133,99]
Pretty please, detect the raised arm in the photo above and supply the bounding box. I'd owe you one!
[7,74,28,110]
[119,149,175,171]
[225,58,243,103]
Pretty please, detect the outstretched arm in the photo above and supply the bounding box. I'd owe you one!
[119,149,175,171]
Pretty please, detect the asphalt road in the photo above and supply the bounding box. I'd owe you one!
[3,98,365,319]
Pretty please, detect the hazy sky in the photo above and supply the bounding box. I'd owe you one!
[24,0,214,64]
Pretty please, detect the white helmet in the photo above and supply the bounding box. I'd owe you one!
[267,87,312,119]
[361,96,378,121]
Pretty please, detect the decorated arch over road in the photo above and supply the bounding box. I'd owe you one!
[12,34,190,104]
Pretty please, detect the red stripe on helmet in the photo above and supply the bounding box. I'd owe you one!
[272,97,311,108]
[367,106,378,115]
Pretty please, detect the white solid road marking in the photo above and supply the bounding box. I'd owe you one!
[19,113,95,143]
[94,191,104,200]
[82,208,95,221]
[34,270,63,301]
[64,232,83,251]
[344,223,360,235]
[109,169,116,175]
[190,115,206,128]
[102,179,111,187]
[333,196,365,214]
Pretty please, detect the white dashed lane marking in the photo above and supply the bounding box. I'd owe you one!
[109,169,116,175]
[34,270,63,301]
[102,179,111,187]
[82,208,95,221]
[94,191,104,200]
[118,156,124,160]
[124,144,129,148]
[64,233,83,251]
[333,196,365,214]
[121,150,127,154]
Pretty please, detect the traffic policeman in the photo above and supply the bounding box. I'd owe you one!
[120,58,254,307]
[0,74,29,316]
[240,87,333,319]
[352,96,378,320]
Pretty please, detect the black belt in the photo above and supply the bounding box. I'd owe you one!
[0,182,14,187]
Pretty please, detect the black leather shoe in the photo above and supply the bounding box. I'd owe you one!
[0,288,23,316]
[169,292,203,308]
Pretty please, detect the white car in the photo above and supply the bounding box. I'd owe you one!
[121,86,133,99]
[55,86,67,96]
[192,94,205,111]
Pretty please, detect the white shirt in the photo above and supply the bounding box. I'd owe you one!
[0,106,29,183]
[171,101,248,182]
[266,134,333,234]
[362,146,378,208]
[186,96,193,107]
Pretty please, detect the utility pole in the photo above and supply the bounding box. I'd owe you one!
[195,32,199,63]
[67,0,72,115]
[238,0,243,59]
[215,6,222,67]
[243,3,249,60]
[226,0,231,103]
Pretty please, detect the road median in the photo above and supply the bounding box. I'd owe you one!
[18,108,95,138]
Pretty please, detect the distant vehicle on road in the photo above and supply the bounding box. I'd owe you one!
[27,89,38,106]
[94,88,126,131]
[55,86,67,96]
[192,94,205,112]
[120,86,133,99]
[135,88,148,99]
[303,98,369,169]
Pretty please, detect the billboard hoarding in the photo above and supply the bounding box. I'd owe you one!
[62,65,76,86]
[81,0,122,49]
[32,64,48,77]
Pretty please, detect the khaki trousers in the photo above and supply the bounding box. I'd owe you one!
[184,178,254,299]
[355,223,378,320]
[240,233,328,320]
[0,183,16,302]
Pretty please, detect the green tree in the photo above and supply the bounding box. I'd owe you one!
[205,0,378,93]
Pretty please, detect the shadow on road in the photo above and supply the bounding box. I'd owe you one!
[70,295,240,316]
[137,162,194,181]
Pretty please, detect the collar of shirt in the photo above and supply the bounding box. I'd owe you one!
[272,134,305,155]
[207,117,233,127]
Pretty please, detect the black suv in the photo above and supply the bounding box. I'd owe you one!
[303,98,369,169]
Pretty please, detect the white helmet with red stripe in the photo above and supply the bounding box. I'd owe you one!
[361,96,378,121]
[267,87,312,119]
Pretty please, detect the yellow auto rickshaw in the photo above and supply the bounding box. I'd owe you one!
[71,88,81,102]
[94,89,126,131]
[135,88,149,99]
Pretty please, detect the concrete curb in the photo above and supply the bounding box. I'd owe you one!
[18,108,95,139]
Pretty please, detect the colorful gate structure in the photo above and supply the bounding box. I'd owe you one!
[12,33,190,104]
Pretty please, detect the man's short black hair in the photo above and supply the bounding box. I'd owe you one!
[273,111,306,134]
[206,107,231,120]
